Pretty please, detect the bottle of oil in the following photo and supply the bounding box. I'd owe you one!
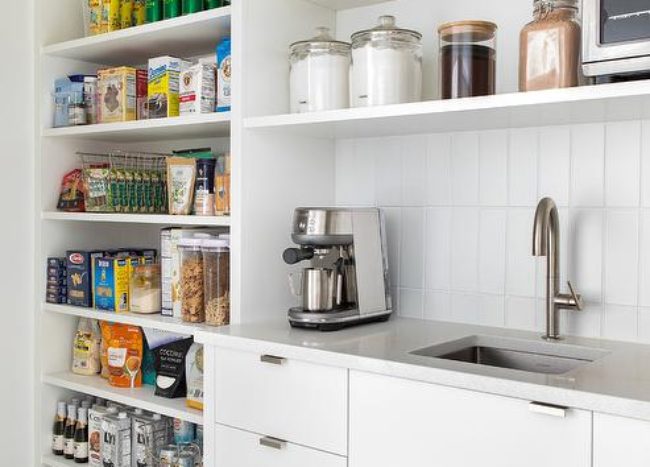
[64,404,77,459]
[52,401,67,456]
[74,407,89,463]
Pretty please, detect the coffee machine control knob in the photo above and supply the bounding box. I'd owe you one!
[283,248,315,265]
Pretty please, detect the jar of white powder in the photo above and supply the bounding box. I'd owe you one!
[289,27,351,113]
[350,15,423,107]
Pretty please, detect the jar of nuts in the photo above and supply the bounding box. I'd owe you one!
[178,238,205,323]
[201,238,230,326]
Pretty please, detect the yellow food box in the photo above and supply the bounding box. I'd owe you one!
[93,256,131,312]
[148,56,191,119]
[98,67,137,123]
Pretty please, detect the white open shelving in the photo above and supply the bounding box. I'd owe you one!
[41,211,232,227]
[43,372,203,424]
[41,454,73,467]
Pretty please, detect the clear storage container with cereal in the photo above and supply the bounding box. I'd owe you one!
[178,238,204,323]
[201,239,230,326]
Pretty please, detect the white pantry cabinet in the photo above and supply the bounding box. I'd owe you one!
[349,371,592,467]
[593,413,650,467]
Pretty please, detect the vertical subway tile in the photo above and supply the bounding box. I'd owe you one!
[602,305,638,342]
[399,288,424,319]
[565,303,602,338]
[539,126,571,206]
[508,128,538,207]
[450,207,479,292]
[401,135,427,206]
[605,121,641,207]
[427,133,452,206]
[479,295,506,327]
[450,133,480,206]
[479,209,507,294]
[400,207,425,289]
[479,129,508,206]
[568,209,604,303]
[605,210,639,306]
[637,307,650,343]
[425,207,451,291]
[638,210,650,306]
[383,207,402,288]
[642,121,650,207]
[505,296,537,332]
[375,136,402,207]
[506,209,536,297]
[336,138,375,206]
[571,123,605,207]
[451,293,480,324]
[424,290,451,322]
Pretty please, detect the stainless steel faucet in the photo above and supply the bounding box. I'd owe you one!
[532,197,583,340]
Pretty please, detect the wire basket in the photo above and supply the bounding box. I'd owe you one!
[78,151,168,214]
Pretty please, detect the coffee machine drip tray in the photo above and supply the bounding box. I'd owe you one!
[288,307,392,332]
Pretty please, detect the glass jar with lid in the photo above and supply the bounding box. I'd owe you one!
[350,15,423,107]
[439,21,497,99]
[130,264,162,314]
[178,238,205,323]
[289,27,351,113]
[201,238,230,327]
[519,0,580,92]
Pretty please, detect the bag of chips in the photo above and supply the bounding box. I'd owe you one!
[57,169,86,212]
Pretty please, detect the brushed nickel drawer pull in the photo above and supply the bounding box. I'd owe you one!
[259,436,287,450]
[260,354,287,365]
[529,401,567,418]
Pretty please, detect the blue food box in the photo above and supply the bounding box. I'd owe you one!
[93,256,131,312]
[66,250,104,308]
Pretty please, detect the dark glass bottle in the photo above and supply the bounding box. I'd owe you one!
[74,407,89,463]
[64,404,77,459]
[52,401,67,456]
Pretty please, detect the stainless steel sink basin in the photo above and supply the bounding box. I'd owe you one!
[411,335,609,375]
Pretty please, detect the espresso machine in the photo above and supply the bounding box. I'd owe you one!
[283,207,392,331]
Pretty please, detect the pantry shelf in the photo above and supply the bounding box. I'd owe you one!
[43,372,203,425]
[41,7,232,66]
[41,212,231,227]
[307,0,394,9]
[41,454,73,467]
[43,303,221,336]
[244,79,650,138]
[41,112,231,142]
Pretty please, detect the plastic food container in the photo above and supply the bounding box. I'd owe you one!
[130,264,162,314]
[202,239,230,326]
[350,15,423,107]
[289,27,351,113]
[439,20,497,99]
[178,238,204,323]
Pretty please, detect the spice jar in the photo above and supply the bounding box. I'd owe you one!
[178,238,204,323]
[130,264,162,314]
[519,0,580,92]
[439,21,497,99]
[350,15,423,107]
[201,239,230,326]
[289,27,351,113]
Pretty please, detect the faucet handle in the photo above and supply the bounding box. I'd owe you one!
[567,281,584,311]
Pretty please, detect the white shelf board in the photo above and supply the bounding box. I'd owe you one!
[42,112,231,142]
[43,372,203,424]
[42,454,73,467]
[307,0,394,9]
[43,303,220,336]
[41,211,231,227]
[244,80,650,138]
[41,7,231,66]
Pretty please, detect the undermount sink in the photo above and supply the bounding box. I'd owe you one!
[411,335,609,375]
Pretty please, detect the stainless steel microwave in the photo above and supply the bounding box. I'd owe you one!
[583,0,650,77]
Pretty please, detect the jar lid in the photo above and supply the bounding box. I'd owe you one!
[290,27,351,55]
[178,238,203,248]
[134,263,160,274]
[202,238,229,249]
[438,20,498,42]
[534,0,578,10]
[351,15,422,46]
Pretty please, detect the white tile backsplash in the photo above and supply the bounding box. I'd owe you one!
[335,120,650,341]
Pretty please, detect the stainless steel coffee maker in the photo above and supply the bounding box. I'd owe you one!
[283,207,392,331]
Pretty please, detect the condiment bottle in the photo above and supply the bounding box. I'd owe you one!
[73,407,89,464]
[519,0,581,91]
[64,404,77,459]
[52,401,67,456]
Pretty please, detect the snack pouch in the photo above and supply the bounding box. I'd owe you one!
[107,324,144,388]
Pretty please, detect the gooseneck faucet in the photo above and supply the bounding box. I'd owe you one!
[532,197,583,340]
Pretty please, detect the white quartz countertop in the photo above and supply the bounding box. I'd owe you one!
[195,317,650,421]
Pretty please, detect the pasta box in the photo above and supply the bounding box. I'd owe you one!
[66,250,105,308]
[94,256,131,312]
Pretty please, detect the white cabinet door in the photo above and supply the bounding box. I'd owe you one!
[594,413,650,467]
[349,371,591,467]
[214,424,347,467]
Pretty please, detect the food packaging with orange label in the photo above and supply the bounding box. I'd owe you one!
[107,324,143,388]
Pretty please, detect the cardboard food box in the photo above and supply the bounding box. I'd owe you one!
[93,256,131,312]
[98,67,137,123]
[180,61,216,115]
[66,250,105,308]
[147,56,190,119]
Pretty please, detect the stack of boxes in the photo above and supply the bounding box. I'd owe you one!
[46,258,68,304]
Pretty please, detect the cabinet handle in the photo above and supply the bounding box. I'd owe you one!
[259,436,287,450]
[529,401,567,418]
[260,354,287,365]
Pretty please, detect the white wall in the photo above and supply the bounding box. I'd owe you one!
[0,0,34,464]
[336,120,650,342]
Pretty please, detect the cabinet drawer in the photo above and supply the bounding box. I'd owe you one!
[214,347,348,455]
[594,413,650,467]
[214,424,347,467]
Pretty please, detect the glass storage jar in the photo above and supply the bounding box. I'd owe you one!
[289,27,351,113]
[201,239,230,326]
[178,238,205,323]
[519,0,580,92]
[350,15,423,107]
[439,20,497,99]
[130,264,162,314]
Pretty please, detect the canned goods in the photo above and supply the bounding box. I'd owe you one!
[133,0,146,25]
[146,0,163,22]
[205,0,229,7]
[183,0,203,14]
[163,0,182,18]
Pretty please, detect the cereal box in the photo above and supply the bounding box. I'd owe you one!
[93,256,131,312]
[147,56,190,119]
[98,67,137,123]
